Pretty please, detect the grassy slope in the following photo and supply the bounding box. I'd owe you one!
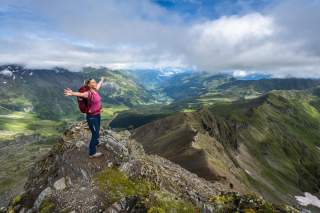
[82,67,155,106]
[210,90,320,204]
[218,78,320,92]
[162,75,320,112]
[162,72,233,100]
[132,89,320,209]
[0,66,157,122]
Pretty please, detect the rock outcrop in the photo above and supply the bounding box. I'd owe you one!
[5,122,299,213]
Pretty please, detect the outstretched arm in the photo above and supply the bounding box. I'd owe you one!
[96,77,104,90]
[64,88,88,98]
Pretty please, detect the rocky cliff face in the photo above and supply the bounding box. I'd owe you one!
[131,110,247,193]
[5,122,298,213]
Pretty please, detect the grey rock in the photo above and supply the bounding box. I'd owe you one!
[19,207,27,213]
[53,177,66,190]
[0,207,6,213]
[80,169,89,181]
[33,187,52,210]
[105,196,140,213]
[75,141,86,148]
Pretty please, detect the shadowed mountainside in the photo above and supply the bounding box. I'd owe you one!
[132,90,320,211]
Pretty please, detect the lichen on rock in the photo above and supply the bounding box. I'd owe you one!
[39,197,56,213]
[94,168,155,205]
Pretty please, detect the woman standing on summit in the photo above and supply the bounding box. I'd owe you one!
[64,77,104,158]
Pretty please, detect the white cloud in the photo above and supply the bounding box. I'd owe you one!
[0,0,320,77]
[191,13,274,46]
[186,13,276,70]
[232,70,254,78]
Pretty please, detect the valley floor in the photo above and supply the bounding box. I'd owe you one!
[0,135,51,205]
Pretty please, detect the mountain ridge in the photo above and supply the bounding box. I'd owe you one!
[132,90,320,211]
[5,122,299,212]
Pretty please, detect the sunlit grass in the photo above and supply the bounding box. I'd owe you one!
[0,111,65,141]
[101,105,129,120]
[181,108,195,112]
[0,105,129,141]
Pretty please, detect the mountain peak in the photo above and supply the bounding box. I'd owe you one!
[5,122,298,212]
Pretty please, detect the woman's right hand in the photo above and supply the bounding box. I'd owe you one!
[64,88,73,96]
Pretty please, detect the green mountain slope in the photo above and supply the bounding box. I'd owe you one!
[162,73,320,103]
[162,72,233,100]
[82,67,156,106]
[110,77,320,130]
[218,78,320,92]
[0,65,155,120]
[131,90,320,210]
[212,91,320,203]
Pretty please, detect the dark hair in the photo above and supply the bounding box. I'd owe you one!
[85,78,94,86]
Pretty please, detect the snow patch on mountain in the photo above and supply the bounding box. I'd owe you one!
[295,192,320,208]
[0,69,13,77]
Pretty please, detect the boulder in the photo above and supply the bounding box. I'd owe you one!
[33,187,52,210]
[53,177,67,191]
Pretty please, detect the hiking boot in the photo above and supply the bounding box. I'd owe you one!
[89,152,103,158]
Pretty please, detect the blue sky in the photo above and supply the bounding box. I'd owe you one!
[154,0,273,19]
[0,0,320,77]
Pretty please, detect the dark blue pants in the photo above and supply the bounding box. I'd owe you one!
[86,114,101,155]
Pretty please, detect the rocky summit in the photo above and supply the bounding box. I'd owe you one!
[4,122,299,213]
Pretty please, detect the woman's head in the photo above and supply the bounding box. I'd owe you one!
[85,78,97,89]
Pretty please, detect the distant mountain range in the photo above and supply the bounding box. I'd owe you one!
[110,70,320,130]
[0,65,157,120]
[2,64,320,119]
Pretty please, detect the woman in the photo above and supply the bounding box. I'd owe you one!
[64,77,104,158]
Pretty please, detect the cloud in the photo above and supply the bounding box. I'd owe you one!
[232,70,254,78]
[186,13,276,69]
[0,0,187,70]
[0,0,320,77]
